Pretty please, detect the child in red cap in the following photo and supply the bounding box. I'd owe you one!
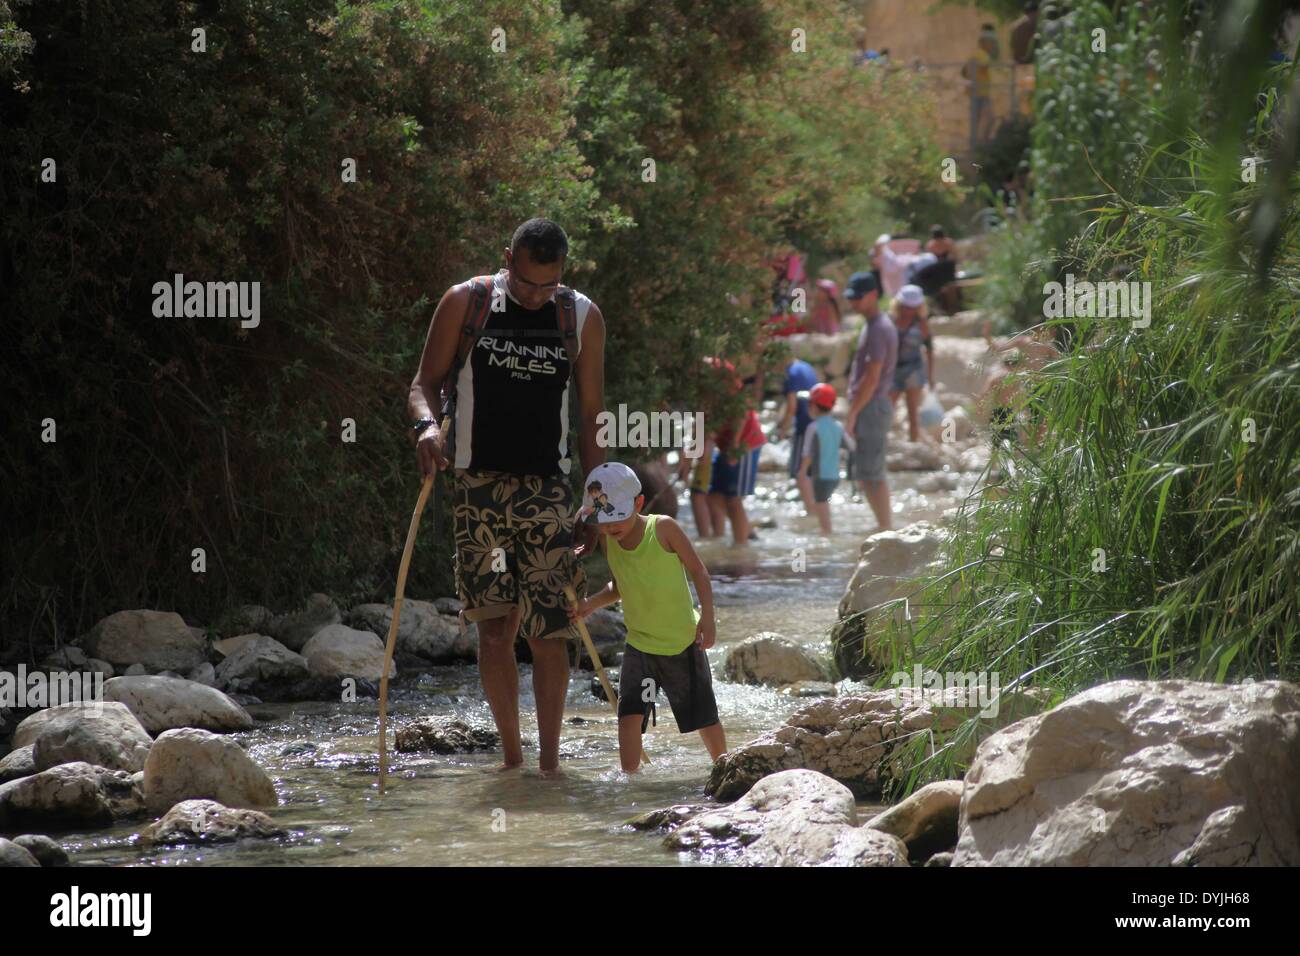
[798,383,856,534]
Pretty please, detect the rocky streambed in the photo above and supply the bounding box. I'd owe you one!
[3,318,1296,867]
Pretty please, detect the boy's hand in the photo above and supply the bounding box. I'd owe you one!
[566,597,593,623]
[694,616,716,650]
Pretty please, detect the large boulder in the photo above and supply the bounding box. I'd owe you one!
[347,601,474,664]
[103,675,253,734]
[832,522,947,678]
[14,701,116,748]
[301,624,396,682]
[140,798,285,846]
[12,834,69,866]
[267,593,341,652]
[214,635,316,700]
[211,633,263,658]
[0,838,40,867]
[865,780,964,862]
[82,610,207,673]
[708,687,1042,801]
[723,633,830,687]
[0,745,36,783]
[32,703,153,773]
[0,761,145,829]
[142,727,277,815]
[633,769,909,867]
[953,680,1300,867]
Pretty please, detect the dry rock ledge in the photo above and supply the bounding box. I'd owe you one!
[953,679,1300,866]
[707,686,1042,801]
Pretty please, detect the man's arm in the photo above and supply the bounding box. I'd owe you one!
[409,283,470,477]
[574,301,607,480]
[848,360,882,421]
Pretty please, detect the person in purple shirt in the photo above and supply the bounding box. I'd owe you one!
[843,272,898,531]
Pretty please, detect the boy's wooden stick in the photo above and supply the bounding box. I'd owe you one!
[563,584,650,765]
[378,471,436,795]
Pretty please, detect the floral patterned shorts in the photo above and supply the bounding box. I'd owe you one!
[450,468,587,642]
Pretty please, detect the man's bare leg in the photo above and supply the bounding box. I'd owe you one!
[690,492,715,538]
[526,633,570,774]
[698,723,727,761]
[477,612,524,769]
[861,477,892,531]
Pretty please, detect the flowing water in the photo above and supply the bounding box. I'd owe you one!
[61,442,977,867]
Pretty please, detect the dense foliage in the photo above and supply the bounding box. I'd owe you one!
[844,0,1300,793]
[0,0,940,649]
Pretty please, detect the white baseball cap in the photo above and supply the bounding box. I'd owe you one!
[581,462,642,524]
[897,284,925,308]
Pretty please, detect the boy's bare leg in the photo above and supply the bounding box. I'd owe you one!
[861,478,892,532]
[796,473,816,513]
[814,500,832,535]
[618,715,644,773]
[526,631,571,774]
[477,613,524,769]
[698,723,727,761]
[726,496,751,545]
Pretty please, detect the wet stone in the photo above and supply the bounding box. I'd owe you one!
[394,717,500,754]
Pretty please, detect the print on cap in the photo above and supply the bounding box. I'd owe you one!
[578,462,642,524]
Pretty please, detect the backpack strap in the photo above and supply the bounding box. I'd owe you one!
[554,286,580,370]
[454,276,495,378]
[440,275,494,413]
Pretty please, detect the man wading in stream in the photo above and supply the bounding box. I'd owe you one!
[408,218,607,774]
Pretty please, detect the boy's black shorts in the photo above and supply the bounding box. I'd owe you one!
[813,478,839,502]
[616,643,719,734]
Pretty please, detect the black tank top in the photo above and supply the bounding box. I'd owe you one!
[452,272,586,477]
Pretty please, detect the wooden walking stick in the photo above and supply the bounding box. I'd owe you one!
[378,470,436,795]
[564,584,650,765]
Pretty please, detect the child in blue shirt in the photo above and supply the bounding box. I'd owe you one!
[798,383,856,534]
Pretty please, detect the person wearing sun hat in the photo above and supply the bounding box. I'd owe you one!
[889,283,935,443]
[843,270,897,531]
[797,383,856,534]
[570,462,726,773]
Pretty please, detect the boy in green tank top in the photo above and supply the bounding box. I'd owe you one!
[569,462,726,773]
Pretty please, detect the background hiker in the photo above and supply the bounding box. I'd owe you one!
[843,271,897,532]
[797,383,856,535]
[407,217,607,774]
[889,284,935,443]
[775,355,819,511]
